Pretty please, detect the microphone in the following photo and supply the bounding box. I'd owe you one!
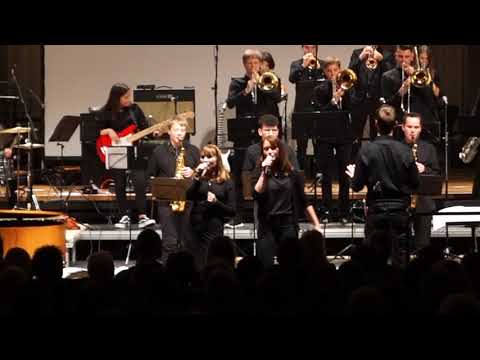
[264,155,275,176]
[442,96,448,105]
[196,161,209,177]
[201,165,208,177]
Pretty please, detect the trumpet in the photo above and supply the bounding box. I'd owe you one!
[365,45,378,70]
[305,53,320,70]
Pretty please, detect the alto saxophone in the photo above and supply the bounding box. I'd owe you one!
[411,143,418,209]
[170,144,186,212]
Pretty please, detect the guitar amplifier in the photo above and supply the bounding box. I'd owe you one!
[133,89,195,134]
[80,112,106,143]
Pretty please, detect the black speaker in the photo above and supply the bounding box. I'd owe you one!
[81,142,106,186]
[80,112,105,143]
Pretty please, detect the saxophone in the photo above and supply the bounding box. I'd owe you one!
[170,144,186,212]
[459,136,480,164]
[411,143,418,208]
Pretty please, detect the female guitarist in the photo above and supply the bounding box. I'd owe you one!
[99,83,156,228]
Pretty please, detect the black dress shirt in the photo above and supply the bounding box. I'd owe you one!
[352,135,420,207]
[226,75,281,118]
[147,141,200,178]
[348,47,396,103]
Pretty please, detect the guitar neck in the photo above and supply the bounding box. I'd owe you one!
[127,124,161,143]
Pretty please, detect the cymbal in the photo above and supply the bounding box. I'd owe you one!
[0,126,30,134]
[13,143,44,149]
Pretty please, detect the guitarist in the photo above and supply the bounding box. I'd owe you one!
[99,83,156,228]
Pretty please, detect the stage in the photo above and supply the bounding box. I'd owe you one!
[1,168,478,266]
[1,168,475,204]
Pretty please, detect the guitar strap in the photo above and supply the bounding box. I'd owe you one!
[128,106,138,128]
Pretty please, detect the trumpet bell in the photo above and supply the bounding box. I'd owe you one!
[366,58,378,70]
[336,69,357,90]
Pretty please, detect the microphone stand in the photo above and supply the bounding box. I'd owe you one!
[10,66,39,210]
[443,97,449,200]
[213,45,219,145]
[283,95,288,142]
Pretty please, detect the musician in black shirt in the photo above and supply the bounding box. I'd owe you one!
[253,135,321,268]
[99,83,156,228]
[381,45,440,126]
[289,45,325,171]
[313,57,354,224]
[401,112,440,250]
[226,49,282,227]
[147,116,200,261]
[346,105,419,265]
[348,45,395,160]
[226,49,281,119]
[188,144,236,269]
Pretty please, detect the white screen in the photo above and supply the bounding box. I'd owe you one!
[44,45,362,157]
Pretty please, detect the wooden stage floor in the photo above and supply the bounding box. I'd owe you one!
[0,169,475,203]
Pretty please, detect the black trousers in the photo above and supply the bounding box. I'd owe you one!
[110,168,147,217]
[6,178,16,208]
[257,214,298,269]
[157,202,193,264]
[351,99,379,162]
[296,137,319,172]
[365,206,410,266]
[315,142,352,217]
[191,216,224,269]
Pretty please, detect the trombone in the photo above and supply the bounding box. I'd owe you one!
[332,69,357,109]
[412,46,432,88]
[258,71,280,92]
[401,46,433,113]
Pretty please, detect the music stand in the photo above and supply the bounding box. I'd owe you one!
[227,116,259,148]
[294,79,325,111]
[151,177,193,250]
[150,177,192,202]
[49,116,81,197]
[292,111,353,143]
[407,175,445,261]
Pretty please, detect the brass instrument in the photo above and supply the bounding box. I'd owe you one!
[411,46,432,88]
[400,65,411,113]
[411,143,418,208]
[336,69,357,90]
[365,45,378,70]
[331,69,357,110]
[258,71,279,92]
[459,92,480,163]
[305,53,320,70]
[251,72,258,105]
[170,144,186,212]
[459,136,480,163]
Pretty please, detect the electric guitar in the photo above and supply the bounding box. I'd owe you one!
[96,111,194,163]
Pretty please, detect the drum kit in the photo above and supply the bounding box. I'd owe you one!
[0,125,43,209]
